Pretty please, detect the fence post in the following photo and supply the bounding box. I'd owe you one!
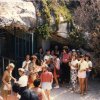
[2,57,5,72]
[8,59,10,64]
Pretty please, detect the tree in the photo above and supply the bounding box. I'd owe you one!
[72,0,100,56]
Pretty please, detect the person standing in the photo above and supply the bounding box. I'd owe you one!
[37,47,44,61]
[22,55,31,75]
[78,55,88,96]
[53,54,60,88]
[61,48,70,85]
[28,55,38,73]
[69,55,78,92]
[2,63,16,100]
[40,65,53,100]
[54,45,60,55]
[44,49,52,66]
[85,54,93,93]
[18,68,28,96]
[17,68,38,100]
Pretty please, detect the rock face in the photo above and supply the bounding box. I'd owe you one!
[0,0,36,31]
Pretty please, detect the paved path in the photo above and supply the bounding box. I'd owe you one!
[51,80,100,100]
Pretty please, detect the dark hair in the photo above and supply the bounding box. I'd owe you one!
[12,83,20,93]
[54,53,59,58]
[80,55,85,58]
[33,79,41,87]
[85,54,91,60]
[31,55,37,60]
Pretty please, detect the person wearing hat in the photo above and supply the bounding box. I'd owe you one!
[17,68,39,100]
[2,63,16,99]
[18,68,28,95]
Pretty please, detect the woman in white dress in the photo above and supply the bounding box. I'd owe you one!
[69,55,78,92]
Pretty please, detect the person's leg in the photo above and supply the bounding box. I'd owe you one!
[85,78,88,92]
[60,63,66,84]
[72,70,77,91]
[85,71,90,92]
[78,78,82,94]
[70,70,74,90]
[3,90,11,100]
[74,70,78,91]
[66,63,70,83]
[54,68,59,86]
[54,76,59,86]
[44,90,48,100]
[45,90,51,100]
[81,78,85,95]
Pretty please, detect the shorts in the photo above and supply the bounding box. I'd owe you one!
[86,71,90,78]
[41,82,52,90]
[1,84,11,98]
[78,71,86,78]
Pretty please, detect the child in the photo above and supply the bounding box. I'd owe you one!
[40,65,53,100]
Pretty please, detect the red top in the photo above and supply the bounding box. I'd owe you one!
[62,53,70,63]
[40,71,53,82]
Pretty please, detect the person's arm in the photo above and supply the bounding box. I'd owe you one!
[40,73,43,82]
[50,73,53,83]
[73,60,79,68]
[89,61,93,70]
[11,75,16,82]
[73,63,78,68]
[22,61,28,69]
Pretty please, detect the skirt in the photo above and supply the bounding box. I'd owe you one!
[78,71,86,78]
[41,82,52,90]
[70,69,77,88]
[1,83,11,98]
[86,71,91,78]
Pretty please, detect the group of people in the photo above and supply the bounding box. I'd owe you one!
[0,46,93,100]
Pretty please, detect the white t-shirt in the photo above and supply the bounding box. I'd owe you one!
[18,75,28,87]
[22,60,31,71]
[78,60,89,71]
[87,61,92,71]
[71,59,78,70]
[44,55,52,61]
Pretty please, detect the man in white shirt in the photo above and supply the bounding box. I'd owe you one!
[22,55,31,75]
[18,68,28,95]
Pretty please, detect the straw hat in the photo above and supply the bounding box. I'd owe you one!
[6,63,15,69]
[18,68,25,72]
